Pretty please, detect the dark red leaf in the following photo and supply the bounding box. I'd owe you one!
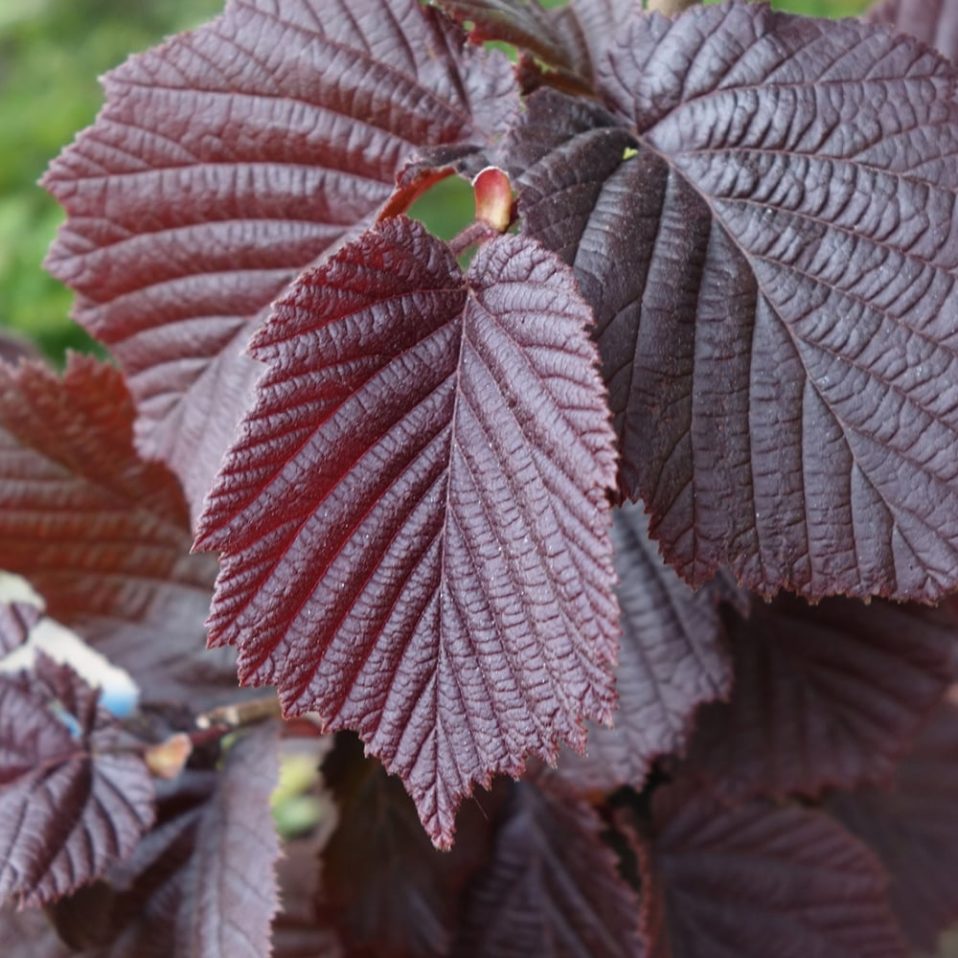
[0,598,41,656]
[454,770,641,958]
[0,356,239,707]
[196,218,619,846]
[320,735,493,958]
[828,701,958,953]
[559,502,732,793]
[42,0,519,518]
[0,658,155,907]
[639,783,906,958]
[868,0,958,63]
[507,4,958,601]
[47,770,218,954]
[684,596,956,801]
[49,723,282,958]
[170,726,281,957]
[436,0,634,89]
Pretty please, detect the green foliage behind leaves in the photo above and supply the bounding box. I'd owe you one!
[0,0,223,358]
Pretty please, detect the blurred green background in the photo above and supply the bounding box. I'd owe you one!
[0,0,872,360]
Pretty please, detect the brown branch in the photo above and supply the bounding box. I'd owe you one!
[196,694,283,730]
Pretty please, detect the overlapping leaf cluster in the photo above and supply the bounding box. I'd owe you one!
[5,0,958,954]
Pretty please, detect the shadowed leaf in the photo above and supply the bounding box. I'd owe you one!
[558,502,733,793]
[454,771,641,958]
[320,735,494,958]
[828,701,958,953]
[685,596,957,800]
[638,783,906,958]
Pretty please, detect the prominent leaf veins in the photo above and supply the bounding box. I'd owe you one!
[0,658,155,908]
[42,0,519,519]
[0,357,238,707]
[196,217,619,846]
[505,2,958,601]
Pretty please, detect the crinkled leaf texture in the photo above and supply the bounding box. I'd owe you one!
[638,783,906,958]
[197,217,619,846]
[868,0,958,62]
[0,657,155,907]
[454,771,641,958]
[505,2,958,601]
[42,0,518,518]
[685,596,956,801]
[47,723,281,958]
[0,356,238,707]
[828,702,958,953]
[0,599,41,656]
[436,0,633,90]
[320,734,493,958]
[559,502,732,793]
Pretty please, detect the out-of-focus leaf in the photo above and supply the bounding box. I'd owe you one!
[0,656,155,907]
[454,770,641,957]
[828,702,958,953]
[685,596,957,800]
[49,723,282,958]
[637,782,906,957]
[320,735,494,958]
[0,355,239,707]
[867,0,958,62]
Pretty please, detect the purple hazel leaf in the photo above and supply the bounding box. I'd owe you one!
[195,217,620,846]
[638,781,907,958]
[0,599,42,656]
[0,356,240,708]
[319,735,494,958]
[0,907,70,958]
[0,657,156,908]
[506,2,958,601]
[684,595,958,802]
[828,701,958,954]
[48,723,282,958]
[454,770,642,958]
[41,0,519,521]
[169,723,281,958]
[558,502,733,793]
